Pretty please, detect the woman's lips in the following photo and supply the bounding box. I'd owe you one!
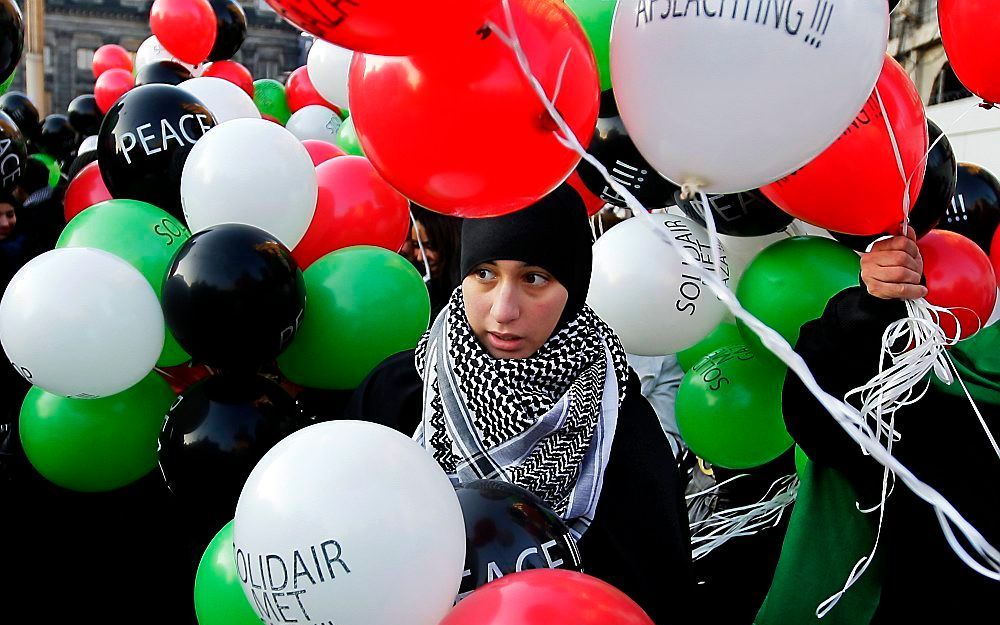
[487,331,525,352]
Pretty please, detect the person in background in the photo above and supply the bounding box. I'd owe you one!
[347,186,693,623]
[15,157,65,259]
[627,354,685,458]
[780,227,999,622]
[407,205,463,319]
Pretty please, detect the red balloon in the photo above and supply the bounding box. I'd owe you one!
[301,139,346,167]
[150,0,217,65]
[201,60,254,97]
[156,362,212,394]
[919,229,997,340]
[292,156,410,269]
[92,44,133,79]
[64,162,113,222]
[286,66,340,114]
[94,68,135,114]
[264,0,494,56]
[440,569,653,625]
[350,0,599,218]
[939,0,1000,104]
[566,170,605,217]
[990,226,1000,280]
[762,56,927,237]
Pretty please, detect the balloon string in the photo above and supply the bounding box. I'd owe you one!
[409,208,432,283]
[489,0,1000,584]
[904,98,981,194]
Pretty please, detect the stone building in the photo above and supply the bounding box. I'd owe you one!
[889,0,972,105]
[9,0,304,114]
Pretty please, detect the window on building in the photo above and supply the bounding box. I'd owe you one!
[43,46,52,73]
[77,48,95,72]
[929,62,974,105]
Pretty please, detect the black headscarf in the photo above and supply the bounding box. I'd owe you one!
[460,184,592,328]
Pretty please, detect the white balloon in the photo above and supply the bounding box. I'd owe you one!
[234,421,465,625]
[181,118,318,249]
[589,216,728,356]
[307,39,353,109]
[610,0,888,193]
[78,135,98,155]
[719,230,791,287]
[180,77,261,124]
[0,248,164,398]
[135,35,201,76]
[286,105,342,144]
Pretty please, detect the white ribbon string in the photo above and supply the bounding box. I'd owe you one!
[689,475,799,561]
[488,0,1000,586]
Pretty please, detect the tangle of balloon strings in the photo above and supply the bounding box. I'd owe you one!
[486,0,1000,591]
[409,208,433,283]
[689,474,800,561]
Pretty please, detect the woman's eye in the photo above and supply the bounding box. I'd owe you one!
[476,268,495,280]
[524,273,549,286]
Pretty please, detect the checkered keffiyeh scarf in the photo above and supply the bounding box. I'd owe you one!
[415,288,629,529]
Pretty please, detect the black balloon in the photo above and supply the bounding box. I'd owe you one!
[831,120,958,251]
[209,0,248,62]
[0,91,38,140]
[576,90,679,209]
[0,0,23,83]
[456,480,582,598]
[0,110,26,192]
[677,189,793,237]
[97,84,215,217]
[67,94,103,136]
[158,373,300,519]
[134,60,193,87]
[937,163,1000,253]
[35,114,78,162]
[163,224,306,371]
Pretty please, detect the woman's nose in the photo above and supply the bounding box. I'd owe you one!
[490,280,520,324]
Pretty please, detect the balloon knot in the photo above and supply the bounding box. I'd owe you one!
[680,182,702,201]
[979,101,996,110]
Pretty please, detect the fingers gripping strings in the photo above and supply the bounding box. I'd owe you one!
[488,0,1000,589]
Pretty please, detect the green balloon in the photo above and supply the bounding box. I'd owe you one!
[278,246,431,389]
[338,107,350,121]
[336,116,364,156]
[794,444,810,478]
[253,79,292,125]
[677,321,742,371]
[0,70,15,97]
[56,199,192,366]
[19,373,177,492]
[566,0,614,91]
[30,153,61,187]
[736,236,860,364]
[676,344,793,469]
[195,520,260,625]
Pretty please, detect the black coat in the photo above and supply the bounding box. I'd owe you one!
[783,286,1000,622]
[344,349,695,624]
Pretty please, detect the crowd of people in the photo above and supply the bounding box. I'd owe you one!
[4,149,995,623]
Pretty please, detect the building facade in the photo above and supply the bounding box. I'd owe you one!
[9,0,304,114]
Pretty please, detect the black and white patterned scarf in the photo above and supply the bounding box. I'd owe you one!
[415,288,630,536]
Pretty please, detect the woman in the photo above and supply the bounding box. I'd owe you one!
[347,186,693,623]
[407,205,463,319]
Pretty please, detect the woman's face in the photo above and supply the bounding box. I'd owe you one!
[411,220,441,277]
[462,260,568,359]
[0,203,16,240]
